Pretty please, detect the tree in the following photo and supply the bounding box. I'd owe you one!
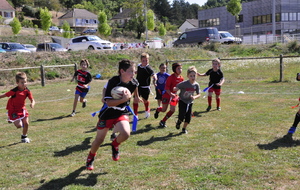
[227,0,242,18]
[10,17,22,35]
[147,9,155,31]
[62,21,71,38]
[158,23,166,36]
[40,7,52,33]
[98,11,112,37]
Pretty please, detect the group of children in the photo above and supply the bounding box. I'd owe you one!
[1,54,299,171]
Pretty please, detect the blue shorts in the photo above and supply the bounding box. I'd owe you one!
[75,86,90,98]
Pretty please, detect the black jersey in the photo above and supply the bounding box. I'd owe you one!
[205,68,224,89]
[99,76,139,120]
[136,64,154,87]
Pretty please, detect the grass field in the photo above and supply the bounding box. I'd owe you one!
[0,60,300,189]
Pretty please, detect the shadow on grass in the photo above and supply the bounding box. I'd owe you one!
[137,132,183,146]
[257,137,300,150]
[131,124,156,135]
[32,114,71,122]
[54,137,92,157]
[37,166,107,190]
[85,126,97,133]
[0,142,21,149]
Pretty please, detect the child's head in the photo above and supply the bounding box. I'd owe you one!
[140,52,149,66]
[15,72,27,88]
[172,62,182,75]
[212,58,221,70]
[80,59,90,70]
[159,63,167,73]
[187,66,197,83]
[119,59,135,82]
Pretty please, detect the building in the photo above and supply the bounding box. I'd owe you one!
[58,9,98,33]
[178,19,199,33]
[111,8,133,28]
[197,0,300,43]
[0,0,15,24]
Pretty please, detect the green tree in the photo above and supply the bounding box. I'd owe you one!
[98,11,112,37]
[10,17,22,35]
[147,9,155,31]
[34,24,39,35]
[158,22,166,36]
[62,21,71,38]
[40,7,52,33]
[227,0,242,18]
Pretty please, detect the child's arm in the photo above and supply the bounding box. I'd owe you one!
[197,72,207,77]
[30,98,35,109]
[133,87,143,103]
[152,74,157,87]
[191,93,201,100]
[70,75,76,82]
[106,90,132,107]
[102,87,106,103]
[217,78,225,86]
[0,93,7,99]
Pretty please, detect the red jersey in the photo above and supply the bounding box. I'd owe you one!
[165,73,184,95]
[5,87,34,111]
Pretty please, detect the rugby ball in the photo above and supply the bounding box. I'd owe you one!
[111,86,130,99]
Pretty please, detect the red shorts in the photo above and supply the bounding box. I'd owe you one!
[208,87,222,95]
[97,115,129,130]
[7,108,28,122]
[161,94,179,106]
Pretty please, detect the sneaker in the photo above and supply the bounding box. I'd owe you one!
[217,107,221,111]
[86,156,95,170]
[110,133,117,141]
[154,109,159,119]
[145,110,150,118]
[206,106,211,112]
[283,133,293,142]
[111,144,120,161]
[176,121,181,130]
[70,111,76,117]
[182,128,188,134]
[21,136,30,143]
[82,101,87,108]
[159,120,167,128]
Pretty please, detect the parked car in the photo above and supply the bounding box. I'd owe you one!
[36,43,67,52]
[0,47,6,53]
[219,31,242,44]
[173,27,220,47]
[0,42,31,52]
[49,26,59,31]
[22,44,37,52]
[81,29,97,35]
[67,35,113,51]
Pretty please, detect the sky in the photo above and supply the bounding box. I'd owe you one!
[169,0,207,6]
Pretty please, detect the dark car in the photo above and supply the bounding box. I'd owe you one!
[81,29,97,35]
[0,42,31,52]
[36,43,67,52]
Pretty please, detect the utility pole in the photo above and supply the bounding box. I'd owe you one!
[144,0,148,40]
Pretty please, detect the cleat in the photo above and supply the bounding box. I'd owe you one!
[82,101,87,108]
[176,121,181,130]
[145,110,150,118]
[182,128,188,134]
[154,109,159,119]
[70,111,76,117]
[217,107,221,111]
[111,144,120,161]
[159,120,167,128]
[86,156,95,170]
[206,106,211,112]
[110,133,117,141]
[21,137,30,143]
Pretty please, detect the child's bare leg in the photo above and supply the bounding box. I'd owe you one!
[13,120,23,129]
[21,117,29,135]
[72,94,80,111]
[114,120,130,143]
[90,128,109,154]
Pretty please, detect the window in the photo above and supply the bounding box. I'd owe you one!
[237,15,243,23]
[199,18,219,27]
[266,15,271,23]
[281,13,288,21]
[276,13,281,22]
[290,13,297,21]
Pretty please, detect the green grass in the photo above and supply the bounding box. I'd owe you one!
[1,57,300,189]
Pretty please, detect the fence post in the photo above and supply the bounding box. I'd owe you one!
[165,59,169,73]
[74,63,77,73]
[40,65,45,86]
[279,54,283,82]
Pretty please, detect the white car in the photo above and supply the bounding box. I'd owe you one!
[67,35,113,51]
[219,31,242,44]
[22,44,37,52]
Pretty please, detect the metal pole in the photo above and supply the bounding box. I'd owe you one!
[272,0,276,42]
[279,54,283,82]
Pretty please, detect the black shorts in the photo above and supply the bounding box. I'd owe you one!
[155,88,163,100]
[138,87,150,100]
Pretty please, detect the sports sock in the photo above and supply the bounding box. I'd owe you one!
[88,151,96,157]
[156,107,162,112]
[216,98,220,107]
[162,110,174,122]
[292,113,300,128]
[112,138,120,147]
[208,96,212,106]
[133,103,138,115]
[288,126,297,134]
[144,100,149,111]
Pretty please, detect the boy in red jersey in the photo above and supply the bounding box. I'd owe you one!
[70,59,92,117]
[0,72,35,143]
[154,63,184,128]
[86,59,139,170]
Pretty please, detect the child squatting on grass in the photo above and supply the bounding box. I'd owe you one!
[283,73,300,141]
[70,59,92,117]
[0,72,35,143]
[173,66,201,134]
[197,58,225,111]
[154,62,184,128]
[86,59,140,170]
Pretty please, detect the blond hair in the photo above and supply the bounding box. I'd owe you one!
[212,58,221,66]
[141,52,149,60]
[80,59,90,67]
[187,66,197,75]
[16,72,27,82]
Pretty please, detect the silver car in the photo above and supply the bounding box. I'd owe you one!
[0,42,31,53]
[67,35,113,51]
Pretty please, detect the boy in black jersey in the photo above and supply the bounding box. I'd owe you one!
[133,53,156,119]
[198,58,225,111]
[70,59,92,116]
[86,59,139,170]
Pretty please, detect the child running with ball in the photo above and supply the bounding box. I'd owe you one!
[86,59,139,170]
